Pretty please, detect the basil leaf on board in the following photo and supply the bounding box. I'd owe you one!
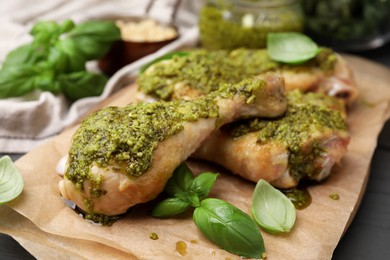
[190,172,219,201]
[164,163,194,197]
[151,164,265,258]
[151,197,191,218]
[0,156,24,205]
[267,32,320,65]
[152,163,219,216]
[194,198,265,259]
[251,179,296,234]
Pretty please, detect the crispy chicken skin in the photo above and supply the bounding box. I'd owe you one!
[194,91,350,188]
[58,73,287,217]
[136,48,358,104]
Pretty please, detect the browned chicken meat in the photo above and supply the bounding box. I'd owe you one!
[194,90,350,188]
[136,48,358,104]
[57,72,287,220]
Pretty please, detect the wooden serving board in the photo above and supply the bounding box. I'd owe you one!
[1,55,390,259]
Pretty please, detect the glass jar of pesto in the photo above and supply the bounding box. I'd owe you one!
[199,0,304,50]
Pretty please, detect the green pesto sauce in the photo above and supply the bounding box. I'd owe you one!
[222,91,347,180]
[199,4,303,50]
[65,77,265,196]
[282,187,312,210]
[149,232,159,240]
[70,199,120,226]
[65,98,219,192]
[137,48,336,101]
[329,192,340,200]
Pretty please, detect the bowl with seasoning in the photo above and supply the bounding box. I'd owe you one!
[198,0,304,50]
[98,17,179,75]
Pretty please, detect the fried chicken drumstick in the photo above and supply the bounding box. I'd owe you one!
[58,72,287,219]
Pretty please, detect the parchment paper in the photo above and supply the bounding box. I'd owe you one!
[1,55,390,259]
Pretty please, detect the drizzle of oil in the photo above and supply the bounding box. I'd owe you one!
[175,241,187,256]
[282,186,312,210]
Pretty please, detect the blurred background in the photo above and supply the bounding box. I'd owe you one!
[198,0,390,52]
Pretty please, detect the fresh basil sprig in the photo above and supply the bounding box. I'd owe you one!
[267,32,320,65]
[0,156,24,205]
[151,163,265,259]
[251,179,296,234]
[151,163,218,216]
[0,19,121,101]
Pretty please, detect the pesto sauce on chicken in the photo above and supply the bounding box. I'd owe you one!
[222,91,347,180]
[65,100,218,187]
[64,77,267,195]
[137,48,337,100]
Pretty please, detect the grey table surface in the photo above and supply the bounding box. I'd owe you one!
[1,43,390,260]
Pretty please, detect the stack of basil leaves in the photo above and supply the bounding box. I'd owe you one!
[0,19,121,101]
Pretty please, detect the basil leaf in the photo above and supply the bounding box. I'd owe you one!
[34,69,61,93]
[267,32,320,65]
[194,198,265,259]
[69,20,121,42]
[68,20,121,60]
[164,163,194,197]
[1,44,36,68]
[0,156,24,205]
[31,20,65,46]
[58,71,107,101]
[151,197,191,218]
[190,172,219,201]
[251,179,296,234]
[51,38,87,72]
[0,64,41,98]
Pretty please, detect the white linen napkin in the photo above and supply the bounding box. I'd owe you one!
[0,0,203,153]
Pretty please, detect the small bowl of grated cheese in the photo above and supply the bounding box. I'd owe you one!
[98,18,179,75]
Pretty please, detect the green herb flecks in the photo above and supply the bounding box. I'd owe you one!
[252,179,296,234]
[0,156,24,205]
[139,51,189,74]
[151,163,265,259]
